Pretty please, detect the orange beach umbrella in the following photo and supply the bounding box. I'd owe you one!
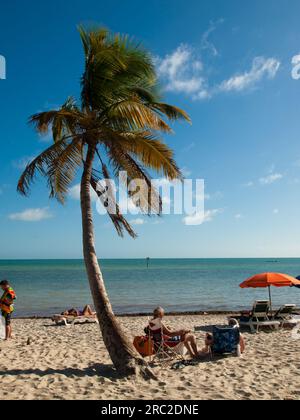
[240,273,300,311]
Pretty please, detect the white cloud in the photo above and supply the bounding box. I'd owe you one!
[201,19,224,57]
[218,57,280,93]
[157,39,280,100]
[183,208,222,226]
[273,209,279,215]
[131,218,146,226]
[9,207,53,222]
[156,44,210,99]
[259,173,283,186]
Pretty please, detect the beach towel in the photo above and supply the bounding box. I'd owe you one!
[0,316,5,340]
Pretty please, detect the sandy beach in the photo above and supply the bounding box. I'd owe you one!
[0,314,299,400]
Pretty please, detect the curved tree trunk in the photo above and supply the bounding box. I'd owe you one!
[80,144,156,379]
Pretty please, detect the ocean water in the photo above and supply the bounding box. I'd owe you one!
[0,259,299,317]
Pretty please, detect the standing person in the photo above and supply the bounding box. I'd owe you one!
[0,280,16,340]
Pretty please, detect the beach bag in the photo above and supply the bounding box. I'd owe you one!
[133,336,154,357]
[0,316,5,340]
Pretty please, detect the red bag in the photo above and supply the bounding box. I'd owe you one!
[133,336,154,357]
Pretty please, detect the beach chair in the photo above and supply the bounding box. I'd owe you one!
[51,314,99,326]
[273,304,299,328]
[146,318,186,367]
[239,300,280,333]
[209,325,242,357]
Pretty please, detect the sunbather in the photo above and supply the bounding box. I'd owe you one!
[201,318,245,356]
[148,307,199,358]
[61,305,96,317]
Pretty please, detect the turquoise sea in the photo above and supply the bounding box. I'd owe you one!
[0,259,300,317]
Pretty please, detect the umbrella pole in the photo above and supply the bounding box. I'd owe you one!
[268,286,273,314]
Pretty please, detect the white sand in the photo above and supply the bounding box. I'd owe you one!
[0,314,299,400]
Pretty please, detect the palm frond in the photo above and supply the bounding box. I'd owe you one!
[47,138,83,203]
[79,26,156,112]
[106,143,162,215]
[103,99,172,133]
[150,103,191,123]
[103,131,182,181]
[29,98,82,143]
[17,138,69,196]
[91,169,137,238]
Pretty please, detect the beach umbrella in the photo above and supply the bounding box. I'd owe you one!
[240,273,300,311]
[295,276,300,289]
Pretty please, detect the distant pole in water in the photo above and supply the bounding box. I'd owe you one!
[146,257,150,268]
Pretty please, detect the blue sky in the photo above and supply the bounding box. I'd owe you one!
[1,0,300,259]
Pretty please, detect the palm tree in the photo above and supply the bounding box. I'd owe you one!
[17,27,190,378]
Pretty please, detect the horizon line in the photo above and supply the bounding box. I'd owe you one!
[0,257,299,261]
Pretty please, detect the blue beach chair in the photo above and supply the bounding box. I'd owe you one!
[211,325,241,357]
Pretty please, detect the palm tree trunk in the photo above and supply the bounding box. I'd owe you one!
[80,144,155,379]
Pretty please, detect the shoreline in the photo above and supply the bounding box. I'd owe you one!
[12,307,300,320]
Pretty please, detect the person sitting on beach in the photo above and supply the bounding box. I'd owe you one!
[147,307,199,359]
[201,318,246,356]
[62,305,96,317]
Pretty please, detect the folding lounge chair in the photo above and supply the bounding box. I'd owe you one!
[273,304,299,328]
[147,319,186,367]
[209,325,242,357]
[239,300,280,333]
[52,314,99,326]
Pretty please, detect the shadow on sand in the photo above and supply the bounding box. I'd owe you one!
[0,363,123,380]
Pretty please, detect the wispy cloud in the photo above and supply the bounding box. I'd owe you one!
[244,169,283,188]
[259,173,283,186]
[157,22,280,102]
[218,57,280,93]
[131,218,146,226]
[182,142,196,153]
[183,208,222,226]
[8,207,53,222]
[156,44,210,99]
[201,19,224,57]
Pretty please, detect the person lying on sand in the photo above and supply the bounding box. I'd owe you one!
[61,305,96,317]
[148,307,200,359]
[200,318,246,356]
